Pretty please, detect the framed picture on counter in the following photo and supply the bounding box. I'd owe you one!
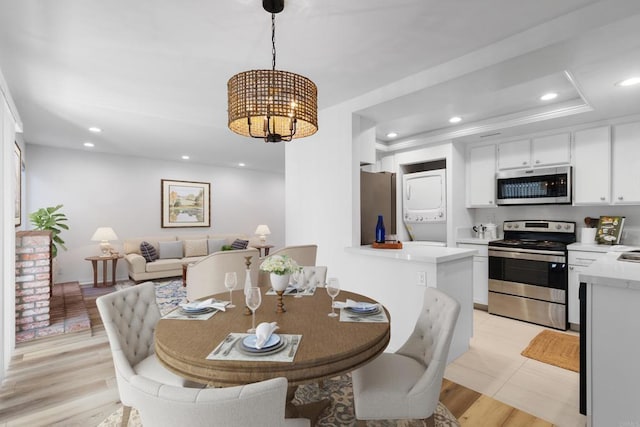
[161,179,210,228]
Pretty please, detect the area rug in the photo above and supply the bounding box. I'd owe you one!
[116,278,187,315]
[521,329,580,372]
[98,373,460,427]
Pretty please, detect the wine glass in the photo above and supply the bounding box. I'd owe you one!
[245,287,262,333]
[326,278,340,317]
[293,269,306,298]
[224,272,237,308]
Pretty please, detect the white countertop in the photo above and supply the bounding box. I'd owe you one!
[580,251,640,290]
[455,237,497,245]
[346,244,477,264]
[567,242,640,253]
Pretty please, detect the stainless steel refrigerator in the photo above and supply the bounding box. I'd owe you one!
[360,171,397,245]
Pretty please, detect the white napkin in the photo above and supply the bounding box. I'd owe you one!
[180,298,228,312]
[255,321,279,349]
[332,299,378,309]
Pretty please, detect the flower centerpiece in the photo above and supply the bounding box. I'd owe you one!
[260,255,300,292]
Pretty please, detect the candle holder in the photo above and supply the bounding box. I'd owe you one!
[275,290,286,313]
[243,256,253,316]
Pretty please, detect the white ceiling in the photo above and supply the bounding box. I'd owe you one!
[0,0,639,173]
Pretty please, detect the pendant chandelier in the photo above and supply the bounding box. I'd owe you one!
[227,0,318,143]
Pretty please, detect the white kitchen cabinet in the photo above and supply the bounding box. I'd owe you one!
[457,242,488,306]
[567,248,605,326]
[497,139,530,170]
[466,144,496,208]
[531,133,571,166]
[612,121,640,204]
[498,134,571,170]
[573,126,610,205]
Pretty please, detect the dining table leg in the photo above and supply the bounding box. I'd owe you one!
[285,385,331,426]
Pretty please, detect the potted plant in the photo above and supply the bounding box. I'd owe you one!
[29,204,69,258]
[259,255,300,291]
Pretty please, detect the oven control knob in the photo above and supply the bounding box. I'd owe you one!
[564,224,571,230]
[513,224,519,229]
[505,224,512,229]
[556,224,562,230]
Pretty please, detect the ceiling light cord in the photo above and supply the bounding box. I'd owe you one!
[272,13,276,72]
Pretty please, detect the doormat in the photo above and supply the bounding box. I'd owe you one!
[521,330,579,372]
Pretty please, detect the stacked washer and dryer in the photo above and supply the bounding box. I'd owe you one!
[402,168,447,246]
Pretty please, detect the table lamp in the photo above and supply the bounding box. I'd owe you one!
[91,227,119,256]
[254,224,271,244]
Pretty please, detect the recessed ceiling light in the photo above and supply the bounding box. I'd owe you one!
[83,142,94,148]
[181,155,190,160]
[88,127,102,133]
[449,116,462,124]
[386,132,398,138]
[540,92,558,101]
[616,77,640,87]
[238,162,246,167]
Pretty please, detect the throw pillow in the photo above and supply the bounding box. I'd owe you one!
[184,239,208,257]
[230,239,249,250]
[207,238,226,254]
[140,241,158,263]
[158,240,183,259]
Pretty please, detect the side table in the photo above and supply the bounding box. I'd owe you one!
[253,244,274,257]
[85,255,123,287]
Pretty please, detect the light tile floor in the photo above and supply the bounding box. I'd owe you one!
[445,309,587,427]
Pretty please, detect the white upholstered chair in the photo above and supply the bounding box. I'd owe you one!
[98,282,308,427]
[351,288,460,427]
[97,282,204,426]
[301,265,327,288]
[186,248,260,302]
[123,376,308,427]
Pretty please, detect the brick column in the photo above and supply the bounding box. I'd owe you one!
[15,230,52,342]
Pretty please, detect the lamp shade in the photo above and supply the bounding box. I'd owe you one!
[91,227,118,242]
[255,225,271,236]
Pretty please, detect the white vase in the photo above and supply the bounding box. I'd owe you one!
[270,273,290,292]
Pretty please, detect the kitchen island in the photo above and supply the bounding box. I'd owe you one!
[344,244,475,362]
[580,251,640,427]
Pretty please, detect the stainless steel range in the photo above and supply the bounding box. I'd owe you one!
[488,220,576,330]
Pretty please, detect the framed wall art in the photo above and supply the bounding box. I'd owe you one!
[14,142,21,226]
[161,179,210,228]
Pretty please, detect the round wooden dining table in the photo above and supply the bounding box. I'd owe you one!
[155,288,390,386]
[155,288,390,422]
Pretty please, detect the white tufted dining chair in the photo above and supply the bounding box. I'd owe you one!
[301,265,328,288]
[351,287,460,427]
[125,375,309,427]
[97,282,204,426]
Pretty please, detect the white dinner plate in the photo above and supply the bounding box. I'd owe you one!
[347,302,378,313]
[242,333,281,350]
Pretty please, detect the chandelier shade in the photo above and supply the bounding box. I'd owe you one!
[228,69,318,142]
[227,0,318,143]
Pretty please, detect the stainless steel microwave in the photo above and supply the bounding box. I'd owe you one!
[496,166,571,205]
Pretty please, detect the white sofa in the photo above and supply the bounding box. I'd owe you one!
[123,234,259,282]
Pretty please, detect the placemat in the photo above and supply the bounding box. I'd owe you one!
[206,333,302,362]
[265,286,316,296]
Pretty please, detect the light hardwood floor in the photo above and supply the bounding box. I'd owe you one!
[445,310,587,427]
[0,288,558,426]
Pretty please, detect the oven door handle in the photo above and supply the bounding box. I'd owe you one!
[488,249,565,263]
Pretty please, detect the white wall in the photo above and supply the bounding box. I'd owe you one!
[0,72,20,380]
[26,145,286,284]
